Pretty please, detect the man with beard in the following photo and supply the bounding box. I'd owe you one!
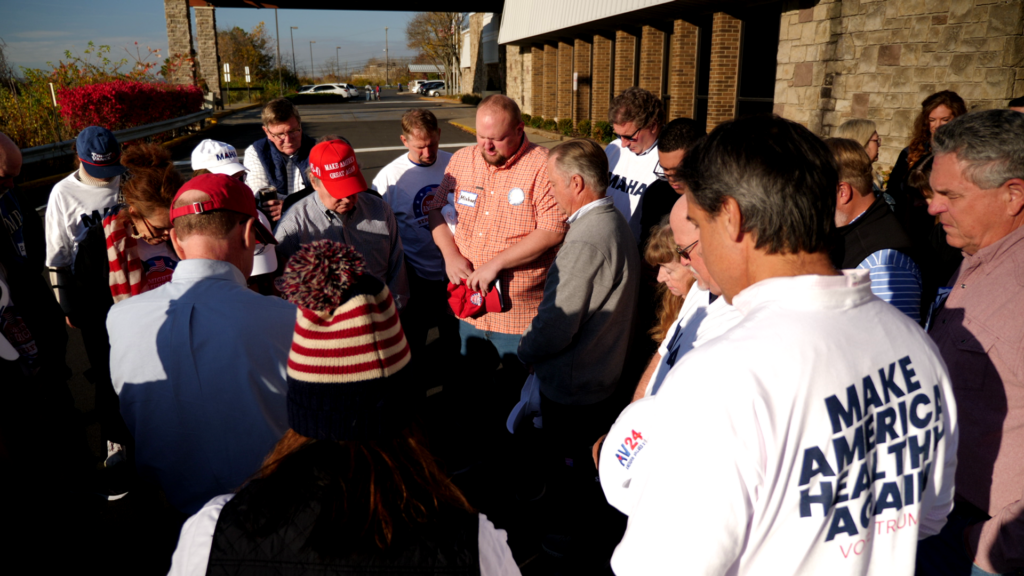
[424,94,567,434]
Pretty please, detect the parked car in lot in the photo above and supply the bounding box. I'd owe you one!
[299,85,313,93]
[408,79,426,93]
[300,84,357,98]
[424,82,446,97]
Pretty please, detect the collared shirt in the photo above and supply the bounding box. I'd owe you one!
[856,249,921,322]
[613,270,958,576]
[646,282,744,397]
[243,145,306,196]
[424,136,568,335]
[107,259,297,515]
[930,223,1024,519]
[565,195,614,225]
[274,191,410,310]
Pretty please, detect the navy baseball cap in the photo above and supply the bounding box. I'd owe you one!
[76,126,126,179]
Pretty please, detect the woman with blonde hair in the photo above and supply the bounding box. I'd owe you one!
[836,118,894,209]
[644,217,694,344]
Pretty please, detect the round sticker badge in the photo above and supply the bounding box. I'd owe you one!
[508,187,525,206]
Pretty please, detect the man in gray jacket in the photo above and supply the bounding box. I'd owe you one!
[518,138,639,554]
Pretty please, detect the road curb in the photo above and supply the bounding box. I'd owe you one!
[449,120,476,136]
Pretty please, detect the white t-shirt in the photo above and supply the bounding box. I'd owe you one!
[612,271,958,576]
[371,151,451,281]
[168,494,522,576]
[605,139,660,241]
[647,285,745,397]
[44,172,120,269]
[135,240,180,293]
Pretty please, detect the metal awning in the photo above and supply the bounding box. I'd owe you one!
[409,64,444,74]
[188,0,504,11]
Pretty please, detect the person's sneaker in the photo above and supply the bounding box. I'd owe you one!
[104,441,126,468]
[91,463,131,501]
[541,534,572,558]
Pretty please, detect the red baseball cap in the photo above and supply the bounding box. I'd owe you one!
[169,173,277,245]
[447,281,503,319]
[309,140,367,199]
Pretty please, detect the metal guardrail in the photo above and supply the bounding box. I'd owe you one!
[20,109,214,165]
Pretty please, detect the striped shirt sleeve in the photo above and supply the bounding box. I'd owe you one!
[857,249,922,323]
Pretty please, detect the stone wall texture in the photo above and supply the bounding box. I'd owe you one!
[776,0,1024,169]
[194,7,221,100]
[163,0,195,86]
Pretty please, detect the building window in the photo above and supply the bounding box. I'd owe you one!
[736,7,782,118]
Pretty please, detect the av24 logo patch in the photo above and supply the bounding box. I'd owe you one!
[412,184,440,227]
[616,429,646,469]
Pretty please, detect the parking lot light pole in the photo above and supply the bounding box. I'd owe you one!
[336,46,341,80]
[290,26,298,77]
[309,40,316,83]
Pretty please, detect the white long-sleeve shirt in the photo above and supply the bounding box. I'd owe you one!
[612,270,958,576]
[44,172,120,269]
[169,495,522,576]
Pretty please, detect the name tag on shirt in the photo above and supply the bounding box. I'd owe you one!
[457,190,477,208]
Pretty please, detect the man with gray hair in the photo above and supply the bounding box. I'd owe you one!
[518,138,639,559]
[612,115,957,575]
[918,109,1024,576]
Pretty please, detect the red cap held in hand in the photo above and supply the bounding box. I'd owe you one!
[447,280,504,319]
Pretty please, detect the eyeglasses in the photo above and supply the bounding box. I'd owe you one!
[868,136,881,145]
[675,239,699,261]
[654,166,683,184]
[133,213,171,242]
[614,125,643,143]
[266,127,301,141]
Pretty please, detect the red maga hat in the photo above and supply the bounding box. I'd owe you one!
[169,173,277,245]
[309,140,367,199]
[447,280,504,319]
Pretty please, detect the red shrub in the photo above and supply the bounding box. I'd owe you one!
[57,80,204,134]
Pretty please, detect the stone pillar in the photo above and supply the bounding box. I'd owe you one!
[639,25,666,97]
[531,46,545,118]
[614,30,638,95]
[706,12,743,132]
[557,41,573,121]
[591,34,614,124]
[574,38,592,126]
[544,44,557,120]
[668,19,699,120]
[194,6,221,104]
[163,0,195,86]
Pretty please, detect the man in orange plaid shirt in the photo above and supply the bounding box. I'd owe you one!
[426,95,567,378]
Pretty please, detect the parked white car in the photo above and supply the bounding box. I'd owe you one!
[425,82,446,97]
[301,84,354,98]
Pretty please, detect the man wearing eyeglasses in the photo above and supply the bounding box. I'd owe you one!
[243,98,318,222]
[606,87,666,243]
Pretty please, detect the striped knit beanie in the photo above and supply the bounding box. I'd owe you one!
[276,239,412,441]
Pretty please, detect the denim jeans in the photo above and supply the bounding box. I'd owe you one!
[916,503,1007,576]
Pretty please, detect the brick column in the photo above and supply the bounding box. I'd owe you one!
[706,13,742,132]
[574,38,592,126]
[639,26,666,97]
[668,20,699,120]
[544,44,557,120]
[194,6,221,103]
[163,0,195,86]
[614,30,638,95]
[591,34,614,124]
[531,46,545,118]
[556,41,573,121]
[520,47,534,116]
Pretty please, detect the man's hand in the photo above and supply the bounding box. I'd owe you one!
[444,252,474,285]
[592,433,607,468]
[264,199,283,221]
[65,316,76,329]
[466,258,502,293]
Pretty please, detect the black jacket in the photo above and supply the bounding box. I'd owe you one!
[831,197,916,270]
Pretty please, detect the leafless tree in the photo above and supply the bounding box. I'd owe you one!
[406,12,464,95]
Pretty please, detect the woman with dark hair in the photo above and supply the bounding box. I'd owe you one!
[885,90,967,239]
[66,143,183,490]
[169,240,519,576]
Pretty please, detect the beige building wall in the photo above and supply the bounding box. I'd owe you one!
[776,0,1024,170]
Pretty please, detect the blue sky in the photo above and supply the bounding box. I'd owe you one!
[0,0,419,76]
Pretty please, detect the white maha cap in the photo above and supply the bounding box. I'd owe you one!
[191,139,247,176]
[251,211,278,276]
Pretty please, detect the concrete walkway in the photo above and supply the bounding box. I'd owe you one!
[448,114,564,150]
